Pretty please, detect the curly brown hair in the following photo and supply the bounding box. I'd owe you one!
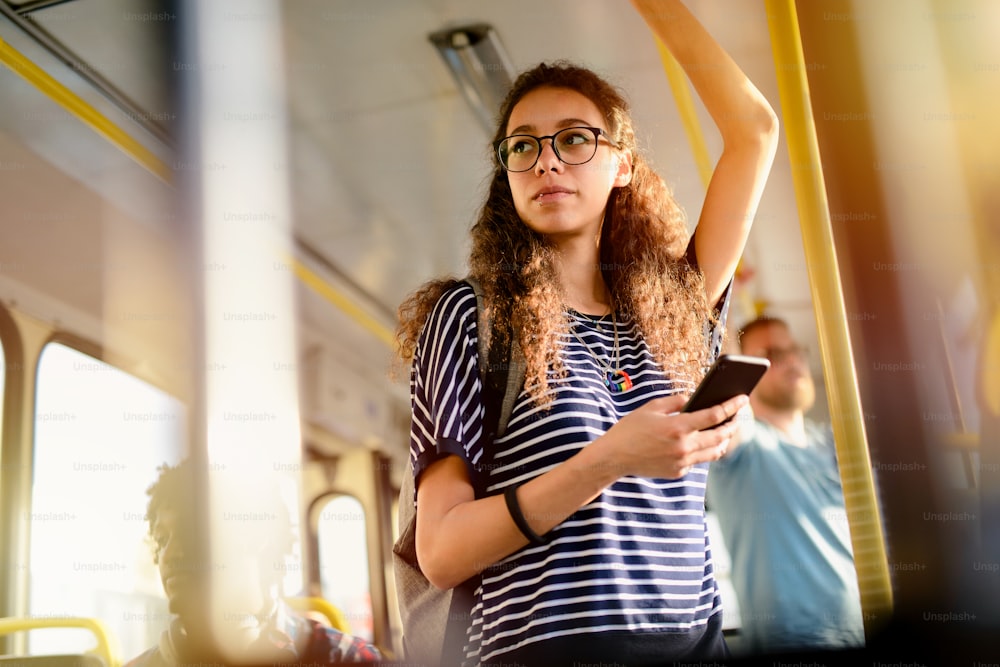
[396,62,716,405]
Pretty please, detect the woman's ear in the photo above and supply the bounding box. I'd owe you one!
[614,150,633,188]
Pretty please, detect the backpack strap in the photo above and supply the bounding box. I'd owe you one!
[440,578,477,667]
[434,278,525,667]
[497,330,525,438]
[397,278,526,667]
[464,276,526,444]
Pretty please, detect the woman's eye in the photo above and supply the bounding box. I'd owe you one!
[510,139,535,154]
[560,130,592,146]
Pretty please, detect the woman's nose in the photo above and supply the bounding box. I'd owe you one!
[534,138,563,174]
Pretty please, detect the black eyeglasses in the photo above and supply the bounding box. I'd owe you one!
[761,344,809,364]
[494,126,621,172]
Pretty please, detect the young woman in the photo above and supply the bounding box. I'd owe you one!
[396,1,778,664]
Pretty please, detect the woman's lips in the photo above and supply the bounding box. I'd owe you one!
[533,186,574,203]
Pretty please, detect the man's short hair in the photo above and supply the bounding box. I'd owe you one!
[145,461,197,564]
[737,315,789,352]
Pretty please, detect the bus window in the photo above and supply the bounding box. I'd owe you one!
[28,343,184,657]
[315,494,373,642]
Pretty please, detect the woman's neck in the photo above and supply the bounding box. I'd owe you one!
[553,236,611,315]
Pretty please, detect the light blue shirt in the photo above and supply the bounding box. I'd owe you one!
[707,419,865,654]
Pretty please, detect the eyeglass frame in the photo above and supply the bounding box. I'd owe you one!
[493,126,622,173]
[759,344,809,364]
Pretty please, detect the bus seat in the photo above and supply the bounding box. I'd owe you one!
[0,617,120,667]
[284,597,351,633]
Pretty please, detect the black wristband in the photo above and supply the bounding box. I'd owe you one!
[504,484,549,545]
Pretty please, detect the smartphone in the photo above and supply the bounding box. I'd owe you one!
[681,354,770,424]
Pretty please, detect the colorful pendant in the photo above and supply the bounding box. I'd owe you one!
[604,369,633,393]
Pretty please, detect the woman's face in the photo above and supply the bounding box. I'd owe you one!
[504,86,631,244]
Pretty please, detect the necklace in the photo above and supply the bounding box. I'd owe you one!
[568,310,633,393]
[572,309,612,331]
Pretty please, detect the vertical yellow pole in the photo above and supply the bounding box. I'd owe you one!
[765,0,893,636]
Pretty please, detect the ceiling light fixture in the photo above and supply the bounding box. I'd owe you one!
[429,23,515,135]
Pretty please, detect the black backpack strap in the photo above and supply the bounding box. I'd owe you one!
[437,278,526,667]
[440,577,477,666]
[497,334,525,439]
[464,277,526,445]
[465,276,505,458]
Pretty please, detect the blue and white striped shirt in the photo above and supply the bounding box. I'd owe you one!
[409,282,730,664]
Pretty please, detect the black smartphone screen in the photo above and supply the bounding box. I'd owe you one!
[681,354,770,416]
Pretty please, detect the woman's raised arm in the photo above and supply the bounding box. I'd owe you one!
[631,0,779,305]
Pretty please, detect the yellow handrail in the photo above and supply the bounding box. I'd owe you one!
[1,33,396,353]
[290,258,396,348]
[0,37,170,184]
[0,616,121,667]
[765,0,893,638]
[654,38,714,189]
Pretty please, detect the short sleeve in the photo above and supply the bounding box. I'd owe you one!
[408,282,486,493]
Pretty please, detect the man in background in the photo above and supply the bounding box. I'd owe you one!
[125,459,381,665]
[707,316,865,654]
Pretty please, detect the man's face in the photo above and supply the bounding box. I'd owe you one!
[151,508,202,616]
[152,504,269,630]
[741,321,815,412]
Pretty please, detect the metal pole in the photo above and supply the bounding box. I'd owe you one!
[765,0,893,637]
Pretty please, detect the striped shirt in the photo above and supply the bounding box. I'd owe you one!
[409,282,730,665]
